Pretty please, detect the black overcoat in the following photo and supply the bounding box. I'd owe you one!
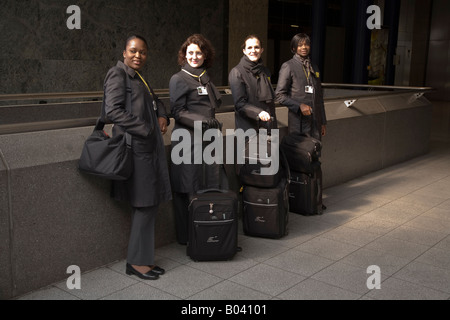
[275,55,327,140]
[104,61,172,207]
[229,59,278,132]
[169,70,225,193]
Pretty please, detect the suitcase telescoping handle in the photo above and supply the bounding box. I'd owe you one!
[196,189,228,194]
[257,116,274,136]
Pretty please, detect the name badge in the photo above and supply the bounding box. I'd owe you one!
[153,100,157,111]
[305,86,314,94]
[197,86,208,96]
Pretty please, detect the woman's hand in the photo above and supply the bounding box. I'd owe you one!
[300,104,312,116]
[158,117,168,135]
[258,111,271,122]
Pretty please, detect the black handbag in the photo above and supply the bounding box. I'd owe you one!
[78,71,133,180]
[78,118,133,180]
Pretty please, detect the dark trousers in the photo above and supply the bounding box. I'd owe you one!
[127,205,158,266]
[172,192,190,245]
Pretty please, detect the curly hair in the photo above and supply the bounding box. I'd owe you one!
[177,34,216,69]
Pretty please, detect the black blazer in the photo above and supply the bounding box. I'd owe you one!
[275,55,327,139]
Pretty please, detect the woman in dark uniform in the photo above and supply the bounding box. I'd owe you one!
[275,33,327,140]
[169,34,224,245]
[229,35,277,132]
[104,35,172,280]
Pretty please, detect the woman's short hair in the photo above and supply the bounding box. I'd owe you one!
[290,33,311,54]
[241,35,263,50]
[124,34,149,50]
[177,34,216,68]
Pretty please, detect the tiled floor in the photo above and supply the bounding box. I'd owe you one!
[16,138,450,300]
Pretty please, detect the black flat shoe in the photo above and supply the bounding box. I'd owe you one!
[126,263,159,280]
[149,265,165,275]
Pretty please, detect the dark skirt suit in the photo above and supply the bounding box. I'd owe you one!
[275,55,327,140]
[169,67,225,244]
[103,61,172,265]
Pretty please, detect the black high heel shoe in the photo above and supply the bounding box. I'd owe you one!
[126,263,159,280]
[148,265,165,275]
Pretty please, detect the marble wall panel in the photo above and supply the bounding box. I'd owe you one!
[0,155,12,299]
[0,0,226,94]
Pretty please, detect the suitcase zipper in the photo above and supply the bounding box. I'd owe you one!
[243,201,278,207]
[194,219,234,224]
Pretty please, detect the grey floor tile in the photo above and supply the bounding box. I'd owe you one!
[411,182,450,200]
[154,243,191,264]
[339,247,411,276]
[364,277,450,300]
[289,214,338,235]
[393,261,450,294]
[335,194,393,213]
[435,235,450,251]
[320,225,380,247]
[237,237,291,262]
[54,268,139,300]
[359,185,412,201]
[437,199,450,211]
[143,265,222,299]
[385,225,448,247]
[263,248,334,277]
[415,247,450,270]
[229,264,305,296]
[16,286,80,300]
[398,193,447,210]
[311,261,373,295]
[185,254,259,279]
[277,278,361,300]
[312,209,360,226]
[294,236,360,261]
[404,215,450,234]
[421,207,450,222]
[343,214,400,235]
[189,280,272,300]
[364,235,430,261]
[361,201,426,225]
[322,185,359,205]
[101,282,180,300]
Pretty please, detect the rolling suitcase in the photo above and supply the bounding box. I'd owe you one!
[288,162,323,216]
[242,178,289,239]
[239,132,283,188]
[280,133,322,174]
[187,151,239,261]
[238,119,283,188]
[187,189,239,261]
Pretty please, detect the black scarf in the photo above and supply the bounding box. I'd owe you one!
[294,54,315,76]
[181,64,222,109]
[239,56,274,103]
